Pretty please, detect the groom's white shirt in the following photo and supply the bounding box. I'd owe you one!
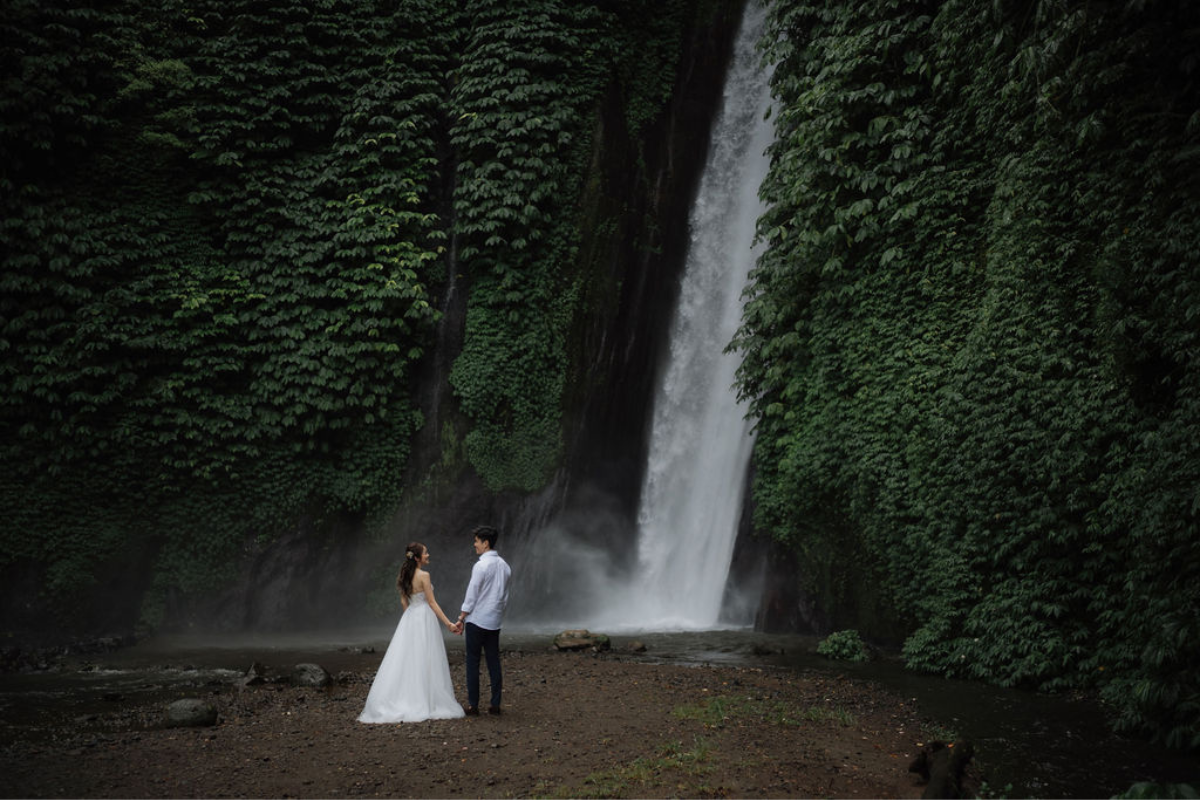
[461,550,511,630]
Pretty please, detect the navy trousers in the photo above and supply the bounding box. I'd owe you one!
[464,622,502,709]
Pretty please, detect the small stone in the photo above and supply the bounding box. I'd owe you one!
[241,661,268,687]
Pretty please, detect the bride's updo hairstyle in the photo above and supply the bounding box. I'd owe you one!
[397,542,426,600]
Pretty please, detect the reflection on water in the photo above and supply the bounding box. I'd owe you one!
[2,629,1196,797]
[763,643,1198,799]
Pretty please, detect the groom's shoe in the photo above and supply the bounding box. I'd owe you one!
[464,705,479,716]
[487,706,501,715]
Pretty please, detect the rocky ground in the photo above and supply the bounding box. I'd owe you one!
[0,645,971,799]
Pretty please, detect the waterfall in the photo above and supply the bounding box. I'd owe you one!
[622,1,772,630]
[506,1,774,632]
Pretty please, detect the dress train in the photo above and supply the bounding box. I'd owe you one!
[358,592,464,723]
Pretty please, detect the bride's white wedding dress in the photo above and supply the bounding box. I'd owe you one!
[358,591,464,723]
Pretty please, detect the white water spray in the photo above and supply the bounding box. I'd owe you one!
[589,2,774,631]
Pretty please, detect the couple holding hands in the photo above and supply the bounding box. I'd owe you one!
[358,525,511,723]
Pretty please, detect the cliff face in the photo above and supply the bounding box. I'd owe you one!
[557,2,746,544]
[150,2,748,634]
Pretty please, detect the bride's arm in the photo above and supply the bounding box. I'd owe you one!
[424,579,457,630]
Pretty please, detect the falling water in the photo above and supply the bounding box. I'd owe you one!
[588,2,774,631]
[505,2,774,632]
[628,1,772,629]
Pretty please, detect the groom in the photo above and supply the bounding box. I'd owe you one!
[452,525,511,715]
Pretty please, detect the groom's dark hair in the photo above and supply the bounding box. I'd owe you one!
[472,525,499,549]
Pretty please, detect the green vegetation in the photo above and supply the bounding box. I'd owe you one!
[817,629,869,663]
[735,0,1200,751]
[446,0,600,491]
[2,0,444,625]
[977,780,1015,800]
[446,0,701,491]
[5,0,1199,756]
[566,738,714,799]
[920,721,960,745]
[0,0,713,626]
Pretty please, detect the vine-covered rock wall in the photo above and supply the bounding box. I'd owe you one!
[0,0,741,635]
[736,0,1199,750]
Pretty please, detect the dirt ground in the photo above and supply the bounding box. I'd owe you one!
[0,647,964,799]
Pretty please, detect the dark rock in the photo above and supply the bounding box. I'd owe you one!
[0,646,21,670]
[241,661,268,687]
[908,740,974,799]
[165,698,218,727]
[553,629,611,652]
[626,640,648,653]
[293,663,331,687]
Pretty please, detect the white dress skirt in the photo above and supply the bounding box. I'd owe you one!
[357,591,465,723]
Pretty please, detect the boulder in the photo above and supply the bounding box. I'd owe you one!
[908,740,975,799]
[241,661,268,687]
[553,629,611,652]
[165,698,217,728]
[293,662,332,687]
[626,640,648,653]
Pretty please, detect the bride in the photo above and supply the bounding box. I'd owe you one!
[358,542,465,723]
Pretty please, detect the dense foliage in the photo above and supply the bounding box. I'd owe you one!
[1,0,706,626]
[1,0,447,624]
[736,0,1199,749]
[816,629,868,662]
[448,1,603,492]
[447,0,693,491]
